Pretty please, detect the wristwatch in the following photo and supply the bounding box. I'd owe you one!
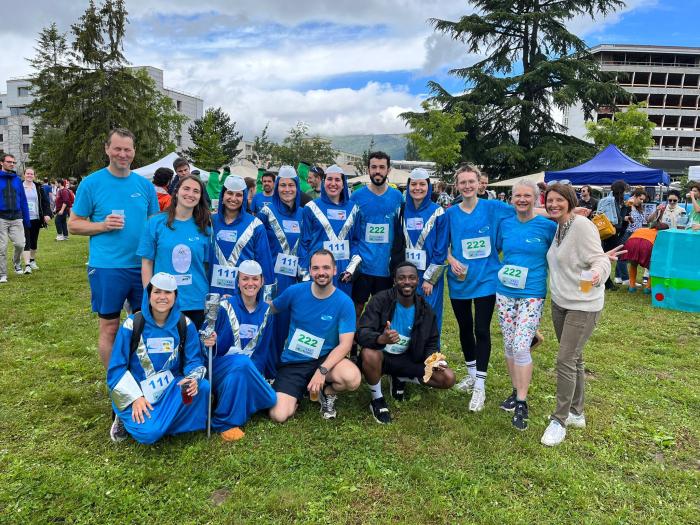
[318,366,329,375]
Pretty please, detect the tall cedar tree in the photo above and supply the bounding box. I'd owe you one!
[185,107,242,163]
[27,0,185,180]
[185,110,229,169]
[422,0,626,179]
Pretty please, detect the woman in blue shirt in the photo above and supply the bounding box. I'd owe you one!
[138,175,211,329]
[495,180,557,430]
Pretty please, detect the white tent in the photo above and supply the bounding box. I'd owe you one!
[490,172,545,187]
[349,168,440,187]
[133,152,212,182]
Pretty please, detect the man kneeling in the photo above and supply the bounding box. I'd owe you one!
[358,262,455,424]
[269,249,361,423]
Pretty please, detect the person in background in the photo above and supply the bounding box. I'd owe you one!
[646,189,686,229]
[686,183,700,229]
[435,181,452,209]
[497,192,507,202]
[476,173,496,200]
[244,177,257,210]
[54,179,74,241]
[622,189,646,243]
[251,171,276,213]
[0,153,30,283]
[577,185,598,215]
[42,178,54,214]
[169,157,190,194]
[21,168,52,273]
[540,183,610,447]
[536,182,547,207]
[152,167,173,211]
[624,226,657,294]
[206,166,229,204]
[596,180,628,288]
[306,166,323,200]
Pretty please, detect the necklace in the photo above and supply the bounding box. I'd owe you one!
[555,215,575,246]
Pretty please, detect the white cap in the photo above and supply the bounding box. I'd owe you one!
[238,260,263,276]
[150,272,178,291]
[223,175,246,192]
[278,165,298,179]
[325,164,344,175]
[409,168,430,180]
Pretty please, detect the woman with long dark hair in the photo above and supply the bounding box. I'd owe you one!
[137,175,212,328]
[596,179,628,287]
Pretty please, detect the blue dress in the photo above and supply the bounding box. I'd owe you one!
[106,294,209,444]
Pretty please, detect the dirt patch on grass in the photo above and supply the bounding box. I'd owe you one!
[210,488,231,506]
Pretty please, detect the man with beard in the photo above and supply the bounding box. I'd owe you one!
[269,249,360,423]
[358,262,455,424]
[349,152,403,333]
[251,171,276,213]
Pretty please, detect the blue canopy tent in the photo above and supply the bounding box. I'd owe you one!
[545,145,670,185]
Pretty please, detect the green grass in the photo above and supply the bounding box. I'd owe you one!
[1,230,698,524]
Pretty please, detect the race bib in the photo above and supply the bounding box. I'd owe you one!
[461,236,491,259]
[175,274,192,286]
[239,323,259,340]
[406,217,423,230]
[288,328,325,359]
[274,253,299,277]
[385,334,410,355]
[405,249,426,271]
[323,240,350,260]
[140,370,174,404]
[366,223,389,243]
[282,220,300,234]
[217,230,238,243]
[146,337,175,354]
[498,265,529,289]
[327,209,346,221]
[211,264,237,289]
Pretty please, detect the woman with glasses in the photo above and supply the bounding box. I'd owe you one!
[647,190,687,229]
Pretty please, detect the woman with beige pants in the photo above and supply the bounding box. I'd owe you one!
[540,183,611,447]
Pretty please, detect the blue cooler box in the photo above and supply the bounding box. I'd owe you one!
[650,230,700,313]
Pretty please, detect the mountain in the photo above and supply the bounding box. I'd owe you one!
[328,134,409,161]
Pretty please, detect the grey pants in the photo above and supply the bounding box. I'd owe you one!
[550,301,601,425]
[0,218,25,276]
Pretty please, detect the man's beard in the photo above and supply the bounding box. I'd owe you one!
[371,174,387,186]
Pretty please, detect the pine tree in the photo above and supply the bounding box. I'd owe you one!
[185,107,241,163]
[185,111,228,169]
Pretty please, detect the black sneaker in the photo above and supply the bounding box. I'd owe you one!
[512,400,529,431]
[110,415,128,442]
[389,376,406,401]
[319,388,337,419]
[369,397,392,424]
[500,389,517,412]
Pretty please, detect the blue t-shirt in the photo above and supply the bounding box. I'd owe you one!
[384,302,415,355]
[137,214,211,311]
[350,186,403,277]
[73,168,159,268]
[251,193,273,214]
[446,199,515,299]
[273,282,355,363]
[496,215,556,299]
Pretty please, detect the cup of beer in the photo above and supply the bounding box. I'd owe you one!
[453,264,467,281]
[579,270,594,293]
[309,389,319,402]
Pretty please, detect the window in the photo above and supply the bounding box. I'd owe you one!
[22,143,30,153]
[17,86,30,97]
[0,118,6,125]
[176,135,182,147]
[0,100,3,108]
[0,134,3,142]
[21,125,30,135]
[10,107,27,116]
[176,100,182,111]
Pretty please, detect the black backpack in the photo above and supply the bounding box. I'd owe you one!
[130,312,188,375]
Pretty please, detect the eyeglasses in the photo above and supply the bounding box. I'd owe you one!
[547,179,571,186]
[3,160,16,164]
[667,199,678,203]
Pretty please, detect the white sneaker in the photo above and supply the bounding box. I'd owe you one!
[23,265,32,274]
[14,264,23,275]
[621,280,629,286]
[455,375,476,393]
[29,261,39,270]
[565,412,586,428]
[469,388,486,412]
[0,275,7,283]
[614,278,622,285]
[541,420,567,446]
[55,235,64,241]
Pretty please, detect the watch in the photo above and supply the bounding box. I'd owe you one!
[318,366,329,375]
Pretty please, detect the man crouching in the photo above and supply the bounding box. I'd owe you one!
[358,261,455,424]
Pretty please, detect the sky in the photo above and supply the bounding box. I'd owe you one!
[2,0,698,140]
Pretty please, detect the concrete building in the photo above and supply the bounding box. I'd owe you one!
[0,66,203,169]
[563,44,700,177]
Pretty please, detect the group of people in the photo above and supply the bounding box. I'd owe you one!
[8,126,636,449]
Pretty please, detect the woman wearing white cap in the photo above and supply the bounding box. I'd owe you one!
[138,175,211,328]
[106,272,212,444]
[209,175,275,299]
[206,260,278,441]
[298,165,362,297]
[257,165,304,353]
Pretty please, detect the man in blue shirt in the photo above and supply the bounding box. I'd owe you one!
[349,152,403,343]
[251,171,275,213]
[69,128,159,369]
[269,249,360,422]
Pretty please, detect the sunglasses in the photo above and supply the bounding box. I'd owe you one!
[547,179,571,186]
[667,199,678,203]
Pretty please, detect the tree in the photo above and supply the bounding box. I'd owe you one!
[185,107,241,163]
[425,0,626,178]
[404,137,420,161]
[404,100,466,178]
[251,123,275,168]
[585,103,655,163]
[352,137,375,176]
[185,110,228,169]
[27,0,185,180]
[272,122,336,167]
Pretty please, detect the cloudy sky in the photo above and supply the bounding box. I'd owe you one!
[2,0,695,139]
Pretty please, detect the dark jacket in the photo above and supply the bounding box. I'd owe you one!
[357,287,439,364]
[0,170,30,227]
[26,181,52,223]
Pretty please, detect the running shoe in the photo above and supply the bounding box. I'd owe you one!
[500,389,517,412]
[389,376,406,401]
[319,388,337,419]
[0,275,7,284]
[23,265,32,274]
[541,420,566,446]
[109,416,128,442]
[14,264,23,275]
[369,397,392,424]
[469,388,486,412]
[455,375,475,393]
[512,401,528,431]
[564,412,586,428]
[29,261,39,270]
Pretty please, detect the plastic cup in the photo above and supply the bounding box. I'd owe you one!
[309,390,319,402]
[579,270,594,293]
[181,382,193,405]
[453,265,467,281]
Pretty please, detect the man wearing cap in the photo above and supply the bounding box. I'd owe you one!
[299,164,362,297]
[210,174,275,298]
[251,171,276,214]
[349,151,403,331]
[69,129,159,369]
[206,260,278,441]
[106,272,211,443]
[269,249,360,422]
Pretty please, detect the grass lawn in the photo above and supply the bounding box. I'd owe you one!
[1,229,698,524]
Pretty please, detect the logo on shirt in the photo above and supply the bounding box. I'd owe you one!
[130,192,142,198]
[478,226,490,233]
[321,315,333,321]
[525,237,543,243]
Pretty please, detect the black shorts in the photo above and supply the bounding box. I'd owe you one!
[273,358,324,400]
[361,349,426,383]
[351,273,393,304]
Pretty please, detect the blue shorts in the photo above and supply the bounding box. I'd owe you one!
[87,267,143,319]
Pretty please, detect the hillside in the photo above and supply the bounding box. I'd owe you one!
[328,134,408,160]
